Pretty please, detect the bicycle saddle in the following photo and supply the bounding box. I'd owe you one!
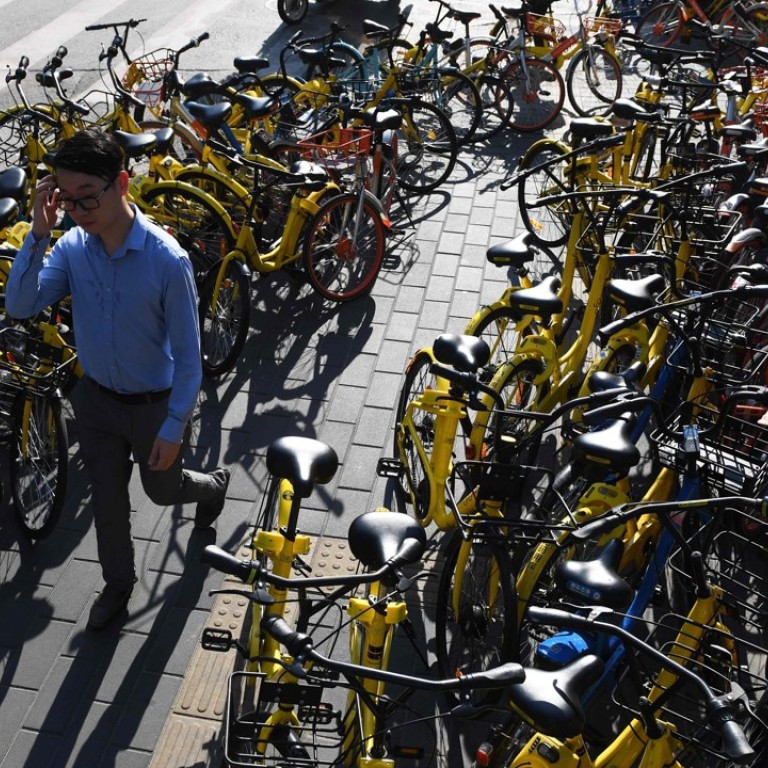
[424,23,453,44]
[569,118,614,142]
[348,510,426,570]
[450,9,481,24]
[554,538,633,611]
[113,130,159,159]
[0,198,19,229]
[185,101,232,131]
[35,67,73,88]
[230,91,278,120]
[233,56,270,73]
[587,360,646,395]
[0,167,27,202]
[718,121,758,143]
[507,275,563,319]
[363,19,393,38]
[607,273,666,313]
[182,72,221,99]
[508,654,604,739]
[433,333,490,372]
[572,415,640,473]
[487,232,540,269]
[611,98,663,124]
[362,108,402,132]
[266,436,339,499]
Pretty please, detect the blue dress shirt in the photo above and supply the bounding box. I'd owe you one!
[6,207,202,444]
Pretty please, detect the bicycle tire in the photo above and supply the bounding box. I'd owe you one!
[392,349,435,518]
[396,98,458,194]
[139,183,236,284]
[707,3,768,58]
[465,305,529,378]
[278,0,308,24]
[198,259,251,377]
[636,2,682,47]
[475,358,543,461]
[517,139,572,248]
[566,46,623,118]
[502,57,565,133]
[432,69,483,146]
[434,528,517,707]
[472,73,515,142]
[10,392,68,540]
[302,191,386,302]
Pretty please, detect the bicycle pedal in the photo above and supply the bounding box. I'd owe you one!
[201,627,234,652]
[381,254,402,271]
[297,702,337,725]
[376,457,404,478]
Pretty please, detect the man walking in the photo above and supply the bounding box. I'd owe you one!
[6,128,230,630]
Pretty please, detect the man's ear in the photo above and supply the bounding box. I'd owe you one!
[117,169,131,196]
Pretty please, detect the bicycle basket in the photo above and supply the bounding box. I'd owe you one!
[585,16,623,35]
[652,396,768,494]
[525,13,567,43]
[224,671,343,768]
[298,127,373,179]
[121,48,175,108]
[0,325,77,397]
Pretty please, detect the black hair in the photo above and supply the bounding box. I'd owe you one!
[48,128,124,181]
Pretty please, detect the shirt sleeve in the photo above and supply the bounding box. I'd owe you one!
[158,252,202,444]
[5,231,71,319]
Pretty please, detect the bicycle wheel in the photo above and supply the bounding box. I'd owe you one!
[140,184,236,284]
[434,528,517,706]
[10,392,68,540]
[502,57,565,133]
[278,0,308,24]
[566,46,623,118]
[302,191,386,302]
[483,358,543,456]
[392,350,435,518]
[472,73,515,142]
[430,69,483,147]
[465,305,529,379]
[396,98,458,195]
[198,259,251,377]
[636,2,682,47]
[517,139,572,248]
[173,168,250,228]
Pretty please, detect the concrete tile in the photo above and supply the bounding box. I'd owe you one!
[0,687,37,762]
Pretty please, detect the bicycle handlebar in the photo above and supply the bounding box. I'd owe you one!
[85,18,146,32]
[596,282,768,344]
[261,614,526,690]
[527,605,754,761]
[202,543,421,590]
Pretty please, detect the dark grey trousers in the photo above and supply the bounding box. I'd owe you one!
[72,377,223,590]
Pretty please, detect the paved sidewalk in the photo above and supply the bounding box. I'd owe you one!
[0,4,596,765]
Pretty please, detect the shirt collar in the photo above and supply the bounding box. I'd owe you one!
[85,204,150,260]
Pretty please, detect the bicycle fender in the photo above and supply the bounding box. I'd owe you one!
[512,338,554,385]
[361,188,391,228]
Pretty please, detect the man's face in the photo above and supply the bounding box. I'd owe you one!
[53,168,124,236]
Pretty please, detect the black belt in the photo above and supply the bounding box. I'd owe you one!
[90,378,171,405]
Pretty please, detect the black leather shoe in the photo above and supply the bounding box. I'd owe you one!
[87,584,132,631]
[194,468,231,529]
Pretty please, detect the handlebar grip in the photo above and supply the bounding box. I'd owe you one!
[717,713,755,762]
[527,605,593,631]
[457,661,525,688]
[19,55,29,69]
[261,614,314,658]
[202,544,254,582]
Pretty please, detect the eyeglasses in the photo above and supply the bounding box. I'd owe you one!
[56,178,116,212]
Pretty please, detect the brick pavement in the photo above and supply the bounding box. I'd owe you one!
[0,7,600,765]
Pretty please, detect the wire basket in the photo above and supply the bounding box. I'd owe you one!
[298,127,373,178]
[652,397,768,495]
[224,671,343,768]
[0,325,77,397]
[121,48,175,108]
[525,13,567,42]
[585,16,623,35]
[614,511,768,765]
